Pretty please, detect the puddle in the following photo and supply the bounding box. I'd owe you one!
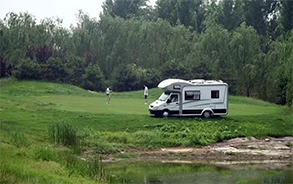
[104,160,293,184]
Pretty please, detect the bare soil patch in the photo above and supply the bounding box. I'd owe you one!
[132,137,293,165]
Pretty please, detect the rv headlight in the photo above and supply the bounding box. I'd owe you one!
[152,106,158,110]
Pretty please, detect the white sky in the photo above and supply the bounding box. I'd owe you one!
[0,0,157,28]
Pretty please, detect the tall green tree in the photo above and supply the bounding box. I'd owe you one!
[82,63,105,91]
[1,12,37,68]
[229,23,263,97]
[263,41,282,104]
[156,0,206,32]
[279,32,293,106]
[217,0,244,31]
[280,0,293,33]
[0,56,6,78]
[186,22,239,91]
[243,0,279,36]
[102,0,148,19]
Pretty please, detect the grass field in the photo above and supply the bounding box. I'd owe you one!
[0,78,292,184]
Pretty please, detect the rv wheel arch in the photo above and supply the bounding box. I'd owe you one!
[162,110,170,117]
[202,111,213,118]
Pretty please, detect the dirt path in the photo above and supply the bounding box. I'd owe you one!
[134,137,293,165]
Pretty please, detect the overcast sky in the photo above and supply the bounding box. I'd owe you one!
[0,0,156,28]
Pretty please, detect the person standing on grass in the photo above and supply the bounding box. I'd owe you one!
[144,85,148,104]
[106,87,112,103]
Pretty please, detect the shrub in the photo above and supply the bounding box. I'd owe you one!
[13,58,41,80]
[41,57,69,82]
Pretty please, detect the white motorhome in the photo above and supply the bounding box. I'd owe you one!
[149,79,228,118]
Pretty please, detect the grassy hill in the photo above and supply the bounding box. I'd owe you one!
[0,79,292,184]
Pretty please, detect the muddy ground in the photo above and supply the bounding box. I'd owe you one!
[113,137,293,168]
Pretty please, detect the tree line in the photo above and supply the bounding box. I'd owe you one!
[0,0,292,106]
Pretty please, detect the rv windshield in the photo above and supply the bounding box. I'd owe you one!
[158,92,170,101]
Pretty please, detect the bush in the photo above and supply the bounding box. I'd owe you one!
[41,57,69,82]
[13,58,41,80]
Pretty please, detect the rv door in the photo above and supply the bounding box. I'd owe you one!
[166,93,180,115]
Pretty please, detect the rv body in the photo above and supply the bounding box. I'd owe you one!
[149,79,228,118]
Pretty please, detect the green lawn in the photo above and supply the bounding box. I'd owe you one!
[35,95,284,116]
[0,79,292,184]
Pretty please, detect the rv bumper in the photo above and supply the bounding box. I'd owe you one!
[149,110,162,116]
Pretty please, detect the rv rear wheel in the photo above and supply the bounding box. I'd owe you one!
[203,111,211,118]
[162,110,170,117]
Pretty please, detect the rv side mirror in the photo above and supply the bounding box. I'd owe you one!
[167,99,171,103]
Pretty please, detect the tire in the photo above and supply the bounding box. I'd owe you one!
[162,110,170,117]
[154,113,161,118]
[203,111,211,118]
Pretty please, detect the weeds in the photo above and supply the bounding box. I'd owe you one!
[285,141,293,148]
[34,147,59,162]
[115,152,137,159]
[62,153,108,182]
[9,129,30,147]
[48,122,78,147]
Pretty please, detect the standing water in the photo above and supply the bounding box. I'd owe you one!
[105,160,293,184]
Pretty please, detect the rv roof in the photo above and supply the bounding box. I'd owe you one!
[158,79,189,89]
[189,79,224,84]
[158,79,226,89]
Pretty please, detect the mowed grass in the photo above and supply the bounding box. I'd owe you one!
[0,79,291,135]
[0,79,292,184]
[39,95,284,116]
[41,96,150,115]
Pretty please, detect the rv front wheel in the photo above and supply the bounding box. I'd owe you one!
[203,111,211,118]
[162,110,170,117]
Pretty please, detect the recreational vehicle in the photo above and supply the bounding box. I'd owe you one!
[149,79,228,118]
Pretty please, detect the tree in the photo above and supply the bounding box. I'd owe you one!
[229,23,263,97]
[263,41,281,103]
[102,0,148,19]
[217,0,244,31]
[35,45,53,64]
[0,55,7,78]
[280,0,293,33]
[161,59,186,79]
[281,32,293,106]
[243,0,279,36]
[82,63,105,91]
[186,23,235,89]
[112,63,137,91]
[1,12,37,70]
[156,0,206,32]
[66,56,86,85]
[189,62,212,80]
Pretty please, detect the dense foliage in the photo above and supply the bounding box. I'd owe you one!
[0,0,292,106]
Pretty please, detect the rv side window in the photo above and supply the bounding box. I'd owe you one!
[185,91,200,100]
[211,90,219,99]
